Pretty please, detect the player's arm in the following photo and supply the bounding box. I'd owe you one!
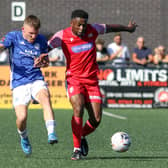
[34,48,57,68]
[106,19,137,33]
[0,32,15,53]
[34,31,62,67]
[34,53,49,68]
[92,18,137,35]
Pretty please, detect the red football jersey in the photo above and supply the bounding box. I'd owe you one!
[48,24,106,83]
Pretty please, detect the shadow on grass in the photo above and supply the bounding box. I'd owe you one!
[86,156,168,161]
[11,155,168,161]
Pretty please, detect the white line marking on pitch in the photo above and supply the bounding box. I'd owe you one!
[103,110,127,120]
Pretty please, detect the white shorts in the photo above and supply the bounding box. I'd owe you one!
[12,80,48,107]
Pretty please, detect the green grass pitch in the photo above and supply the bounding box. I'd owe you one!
[0,108,168,168]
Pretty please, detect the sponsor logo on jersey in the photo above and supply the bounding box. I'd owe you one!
[19,41,26,45]
[34,43,40,50]
[19,50,38,57]
[71,42,93,53]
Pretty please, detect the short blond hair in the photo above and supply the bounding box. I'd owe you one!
[24,15,41,30]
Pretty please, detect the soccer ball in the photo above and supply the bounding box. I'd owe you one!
[111,132,131,152]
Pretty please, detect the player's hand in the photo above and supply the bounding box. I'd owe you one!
[34,53,49,68]
[127,17,138,33]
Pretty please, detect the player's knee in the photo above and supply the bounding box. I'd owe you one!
[89,117,102,128]
[95,113,102,127]
[90,120,100,128]
[95,118,101,128]
[17,113,27,123]
[94,120,101,128]
[36,89,50,101]
[73,104,84,117]
[96,113,102,121]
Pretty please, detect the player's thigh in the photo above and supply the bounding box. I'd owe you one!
[67,82,86,113]
[70,94,85,117]
[70,94,85,109]
[13,84,31,106]
[85,84,102,121]
[13,85,30,120]
[85,102,102,122]
[85,84,102,104]
[31,80,50,104]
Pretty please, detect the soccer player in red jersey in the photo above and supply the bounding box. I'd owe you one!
[35,9,137,160]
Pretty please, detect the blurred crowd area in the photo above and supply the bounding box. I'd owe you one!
[94,33,168,68]
[1,32,168,68]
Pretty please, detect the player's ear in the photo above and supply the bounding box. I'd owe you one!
[70,20,73,26]
[70,18,75,27]
[22,27,24,32]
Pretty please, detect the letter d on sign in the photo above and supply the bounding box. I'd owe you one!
[11,2,26,21]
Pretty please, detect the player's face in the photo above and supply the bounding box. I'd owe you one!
[71,18,87,37]
[22,24,39,43]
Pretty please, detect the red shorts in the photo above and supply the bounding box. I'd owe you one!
[66,79,102,104]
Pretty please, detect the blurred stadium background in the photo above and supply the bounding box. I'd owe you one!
[1,0,168,109]
[0,0,168,50]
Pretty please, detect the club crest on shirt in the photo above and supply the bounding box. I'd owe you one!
[69,86,74,93]
[70,38,74,42]
[34,43,40,50]
[19,41,26,45]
